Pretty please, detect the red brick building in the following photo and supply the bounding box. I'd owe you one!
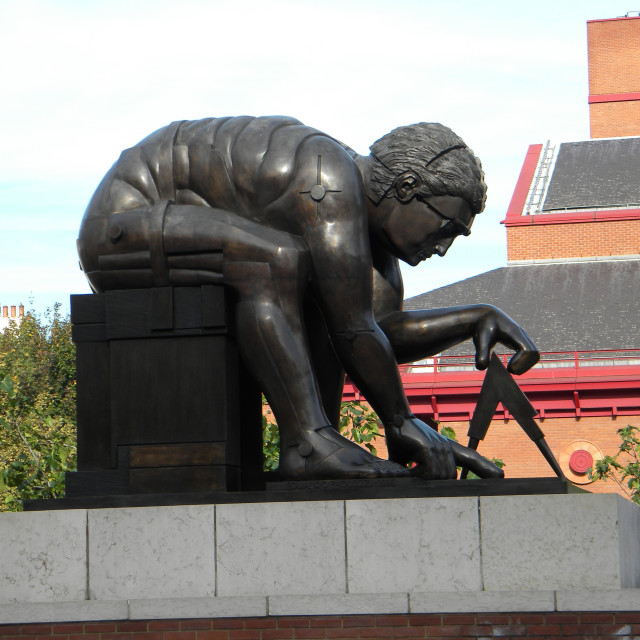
[345,13,640,495]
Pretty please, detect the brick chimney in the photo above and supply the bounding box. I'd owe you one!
[588,14,640,138]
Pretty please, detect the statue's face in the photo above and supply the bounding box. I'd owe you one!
[382,195,473,266]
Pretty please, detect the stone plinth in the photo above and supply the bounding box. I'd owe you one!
[1,493,639,623]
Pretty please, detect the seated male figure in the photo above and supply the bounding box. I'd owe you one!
[78,116,539,481]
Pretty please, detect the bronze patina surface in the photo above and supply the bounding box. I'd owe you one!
[78,117,539,482]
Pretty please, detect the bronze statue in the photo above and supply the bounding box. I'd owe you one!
[78,116,539,482]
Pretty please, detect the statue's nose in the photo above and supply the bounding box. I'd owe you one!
[434,236,455,256]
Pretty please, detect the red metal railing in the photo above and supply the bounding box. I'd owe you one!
[398,349,640,378]
[344,350,640,421]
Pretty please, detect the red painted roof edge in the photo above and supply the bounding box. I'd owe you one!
[502,144,543,223]
[589,92,640,103]
[503,208,640,227]
[587,16,640,24]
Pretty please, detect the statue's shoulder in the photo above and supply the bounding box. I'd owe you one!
[124,116,332,154]
[135,116,347,161]
[175,115,305,145]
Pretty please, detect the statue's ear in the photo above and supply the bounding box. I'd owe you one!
[393,171,422,202]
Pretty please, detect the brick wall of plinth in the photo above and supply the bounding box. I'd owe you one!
[5,613,640,639]
[505,219,640,262]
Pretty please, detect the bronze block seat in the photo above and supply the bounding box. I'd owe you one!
[67,286,262,498]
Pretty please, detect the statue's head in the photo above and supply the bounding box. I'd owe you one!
[366,123,486,266]
[368,122,486,215]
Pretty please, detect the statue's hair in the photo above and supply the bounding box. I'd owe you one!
[369,123,487,214]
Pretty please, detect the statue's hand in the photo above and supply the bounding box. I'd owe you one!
[386,416,504,480]
[472,305,539,375]
[386,416,456,480]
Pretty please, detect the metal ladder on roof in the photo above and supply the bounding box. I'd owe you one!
[523,140,556,216]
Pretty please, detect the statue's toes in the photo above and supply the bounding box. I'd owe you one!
[305,447,409,479]
[368,458,411,478]
[280,430,410,480]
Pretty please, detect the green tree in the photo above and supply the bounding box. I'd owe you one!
[262,397,280,471]
[589,425,640,504]
[338,401,383,456]
[0,305,76,511]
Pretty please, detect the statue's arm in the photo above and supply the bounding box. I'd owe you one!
[368,247,539,374]
[306,216,413,424]
[377,305,540,374]
[309,215,507,478]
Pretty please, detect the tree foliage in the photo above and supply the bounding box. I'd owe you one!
[262,397,280,471]
[338,401,383,456]
[589,425,640,504]
[0,306,76,511]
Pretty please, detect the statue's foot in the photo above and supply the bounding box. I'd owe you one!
[279,426,409,480]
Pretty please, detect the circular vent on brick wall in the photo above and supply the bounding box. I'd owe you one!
[558,440,604,484]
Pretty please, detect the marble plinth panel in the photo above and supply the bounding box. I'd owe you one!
[409,589,556,613]
[216,500,345,596]
[346,497,481,593]
[2,490,639,625]
[269,592,409,616]
[0,509,87,604]
[128,595,267,619]
[480,494,640,591]
[88,505,214,600]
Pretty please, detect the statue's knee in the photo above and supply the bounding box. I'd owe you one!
[223,243,309,304]
[270,240,309,281]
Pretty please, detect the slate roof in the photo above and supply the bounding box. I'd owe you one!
[543,138,640,211]
[403,259,640,355]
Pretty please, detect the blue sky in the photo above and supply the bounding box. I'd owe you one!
[0,0,627,313]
